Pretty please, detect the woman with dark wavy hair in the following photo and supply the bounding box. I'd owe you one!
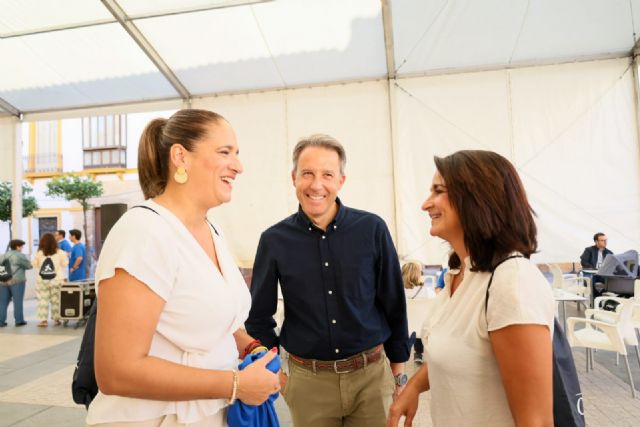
[388,150,554,426]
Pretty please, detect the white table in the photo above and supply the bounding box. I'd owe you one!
[554,289,587,331]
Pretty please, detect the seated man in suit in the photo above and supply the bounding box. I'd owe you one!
[580,232,613,296]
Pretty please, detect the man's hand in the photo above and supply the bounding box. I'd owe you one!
[393,384,405,401]
[278,370,288,396]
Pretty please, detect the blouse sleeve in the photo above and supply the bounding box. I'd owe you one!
[95,210,178,301]
[487,258,555,333]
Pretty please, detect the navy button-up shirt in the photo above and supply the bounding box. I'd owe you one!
[245,199,410,362]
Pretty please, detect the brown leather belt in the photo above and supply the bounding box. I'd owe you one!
[288,345,383,374]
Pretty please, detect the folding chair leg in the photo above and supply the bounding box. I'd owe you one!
[617,352,620,366]
[586,348,590,372]
[622,355,636,398]
[635,346,640,369]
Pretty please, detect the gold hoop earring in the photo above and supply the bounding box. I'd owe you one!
[174,167,188,184]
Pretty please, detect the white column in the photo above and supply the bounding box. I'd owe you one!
[11,120,23,239]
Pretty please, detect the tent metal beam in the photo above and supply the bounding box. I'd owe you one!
[0,97,21,118]
[381,0,396,79]
[100,0,191,101]
[2,1,273,39]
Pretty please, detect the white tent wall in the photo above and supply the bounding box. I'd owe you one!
[193,80,395,266]
[395,57,640,266]
[0,117,18,182]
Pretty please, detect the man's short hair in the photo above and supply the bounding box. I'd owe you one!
[292,134,346,175]
[593,232,606,242]
[56,230,66,238]
[9,239,25,250]
[69,229,82,240]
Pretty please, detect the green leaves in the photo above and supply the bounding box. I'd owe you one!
[45,175,104,210]
[0,181,39,223]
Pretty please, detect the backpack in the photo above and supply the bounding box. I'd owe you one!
[39,256,57,280]
[72,300,98,408]
[486,255,585,427]
[0,257,12,282]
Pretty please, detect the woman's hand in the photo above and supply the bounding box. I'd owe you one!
[387,382,420,427]
[236,350,281,405]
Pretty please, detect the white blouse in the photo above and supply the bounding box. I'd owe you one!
[423,255,554,426]
[86,200,251,425]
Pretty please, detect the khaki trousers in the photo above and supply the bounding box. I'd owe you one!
[86,410,225,427]
[283,354,394,427]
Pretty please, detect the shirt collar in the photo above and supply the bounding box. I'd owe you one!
[295,197,346,231]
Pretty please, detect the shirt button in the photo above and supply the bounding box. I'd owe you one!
[335,349,340,353]
[324,262,329,267]
[333,225,337,229]
[328,290,333,295]
[332,319,336,324]
[322,235,326,239]
[308,227,312,231]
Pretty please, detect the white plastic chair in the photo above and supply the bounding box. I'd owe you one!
[549,263,591,309]
[406,298,437,342]
[567,298,638,397]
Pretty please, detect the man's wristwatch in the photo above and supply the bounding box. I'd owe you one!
[394,373,408,387]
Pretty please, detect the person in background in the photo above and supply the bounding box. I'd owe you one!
[402,261,429,364]
[68,229,86,281]
[580,232,613,297]
[86,109,279,427]
[0,239,33,327]
[434,267,448,294]
[246,134,410,427]
[55,230,72,257]
[33,233,68,327]
[388,150,554,427]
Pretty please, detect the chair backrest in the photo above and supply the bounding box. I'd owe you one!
[615,299,638,345]
[549,264,566,290]
[406,298,437,339]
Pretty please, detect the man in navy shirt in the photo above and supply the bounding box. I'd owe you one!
[68,229,86,282]
[246,134,410,427]
[55,230,72,256]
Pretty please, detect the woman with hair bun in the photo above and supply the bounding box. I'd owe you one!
[87,109,279,427]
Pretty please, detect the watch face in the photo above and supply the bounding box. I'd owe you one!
[395,373,408,386]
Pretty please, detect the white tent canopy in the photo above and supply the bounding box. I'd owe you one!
[1,0,639,266]
[2,0,639,114]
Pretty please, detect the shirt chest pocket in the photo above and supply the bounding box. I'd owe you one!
[337,249,376,301]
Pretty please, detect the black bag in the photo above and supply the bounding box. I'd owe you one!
[39,256,56,280]
[0,257,13,282]
[598,298,620,312]
[486,255,585,427]
[72,300,98,408]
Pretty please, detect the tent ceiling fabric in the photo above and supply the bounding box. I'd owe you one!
[1,0,639,114]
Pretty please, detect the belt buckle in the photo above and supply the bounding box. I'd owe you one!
[333,357,352,374]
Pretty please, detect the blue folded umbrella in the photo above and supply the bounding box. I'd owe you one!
[227,351,281,427]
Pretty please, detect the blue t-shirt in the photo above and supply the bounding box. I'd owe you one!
[436,267,448,289]
[58,239,72,254]
[69,243,86,281]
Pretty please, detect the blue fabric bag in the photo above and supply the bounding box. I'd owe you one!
[227,351,281,427]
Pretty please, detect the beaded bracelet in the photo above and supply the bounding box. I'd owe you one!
[228,369,239,405]
[241,339,263,359]
[250,345,269,355]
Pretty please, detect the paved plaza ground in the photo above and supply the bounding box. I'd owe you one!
[1,299,640,426]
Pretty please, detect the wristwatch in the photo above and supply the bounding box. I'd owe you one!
[394,372,408,387]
